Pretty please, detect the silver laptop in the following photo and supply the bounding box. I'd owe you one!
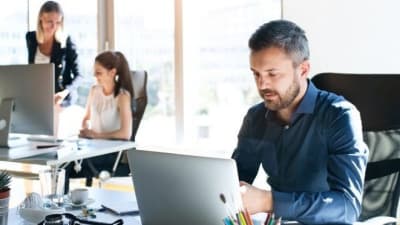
[127,149,242,225]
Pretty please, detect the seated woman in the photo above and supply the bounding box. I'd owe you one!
[65,51,134,192]
[79,51,133,140]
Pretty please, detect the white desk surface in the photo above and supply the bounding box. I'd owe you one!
[0,138,135,167]
[8,188,141,225]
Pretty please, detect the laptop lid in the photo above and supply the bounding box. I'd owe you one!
[127,149,242,225]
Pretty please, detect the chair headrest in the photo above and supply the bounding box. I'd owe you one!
[130,70,147,99]
[311,73,400,131]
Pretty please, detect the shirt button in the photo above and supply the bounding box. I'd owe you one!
[284,125,290,129]
[58,64,63,68]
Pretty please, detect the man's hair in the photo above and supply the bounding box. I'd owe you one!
[249,20,309,67]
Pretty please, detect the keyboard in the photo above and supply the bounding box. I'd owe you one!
[26,135,62,143]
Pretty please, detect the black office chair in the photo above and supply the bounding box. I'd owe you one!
[311,73,400,221]
[97,70,148,175]
[65,70,148,191]
[109,70,148,174]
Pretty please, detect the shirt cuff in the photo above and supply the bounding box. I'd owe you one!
[271,189,295,219]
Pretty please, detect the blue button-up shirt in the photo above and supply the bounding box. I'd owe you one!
[232,81,368,224]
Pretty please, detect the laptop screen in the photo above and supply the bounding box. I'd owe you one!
[127,149,242,225]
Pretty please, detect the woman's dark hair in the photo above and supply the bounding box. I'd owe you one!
[95,51,134,98]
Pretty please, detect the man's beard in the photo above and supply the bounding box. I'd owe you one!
[260,77,300,111]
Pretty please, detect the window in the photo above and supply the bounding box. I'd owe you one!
[115,0,176,144]
[0,1,281,151]
[183,0,281,152]
[114,0,281,150]
[59,0,97,81]
[57,0,98,106]
[0,0,28,65]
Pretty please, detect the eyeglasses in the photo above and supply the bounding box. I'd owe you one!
[39,213,124,225]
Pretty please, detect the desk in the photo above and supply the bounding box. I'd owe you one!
[7,188,142,225]
[0,138,135,168]
[8,188,275,225]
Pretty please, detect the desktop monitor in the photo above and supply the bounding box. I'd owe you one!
[0,64,54,147]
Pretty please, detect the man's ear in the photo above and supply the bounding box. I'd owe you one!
[299,60,310,78]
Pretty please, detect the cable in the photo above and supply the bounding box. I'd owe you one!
[73,159,82,173]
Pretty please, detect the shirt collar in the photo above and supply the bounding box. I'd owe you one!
[265,79,319,122]
[295,79,318,114]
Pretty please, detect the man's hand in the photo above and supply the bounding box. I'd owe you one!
[239,181,273,214]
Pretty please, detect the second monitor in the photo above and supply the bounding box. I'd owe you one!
[0,64,55,147]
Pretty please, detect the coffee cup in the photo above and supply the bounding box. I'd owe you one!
[70,188,89,205]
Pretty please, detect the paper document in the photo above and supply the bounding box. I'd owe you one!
[101,201,139,216]
[353,216,397,225]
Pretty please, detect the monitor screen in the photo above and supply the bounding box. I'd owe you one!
[0,64,54,137]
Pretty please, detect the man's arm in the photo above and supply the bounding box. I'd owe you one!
[232,108,263,183]
[272,103,368,224]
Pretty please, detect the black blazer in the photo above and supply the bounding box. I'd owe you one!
[26,31,81,96]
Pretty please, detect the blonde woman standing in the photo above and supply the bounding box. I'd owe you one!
[26,1,81,107]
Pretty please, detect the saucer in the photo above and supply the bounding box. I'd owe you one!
[64,197,95,207]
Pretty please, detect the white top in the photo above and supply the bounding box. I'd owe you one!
[34,47,51,64]
[90,85,129,133]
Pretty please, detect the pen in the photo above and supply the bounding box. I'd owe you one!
[223,217,235,225]
[36,144,59,149]
[268,214,275,225]
[239,211,247,225]
[264,213,271,225]
[244,208,254,225]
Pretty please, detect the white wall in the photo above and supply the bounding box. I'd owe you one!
[283,0,400,76]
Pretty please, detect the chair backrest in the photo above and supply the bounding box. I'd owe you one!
[130,70,148,141]
[311,73,400,220]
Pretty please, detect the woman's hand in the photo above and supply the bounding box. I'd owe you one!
[54,89,69,105]
[79,128,98,139]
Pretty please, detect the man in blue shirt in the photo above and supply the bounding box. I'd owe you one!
[232,20,368,224]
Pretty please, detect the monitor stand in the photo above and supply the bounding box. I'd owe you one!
[0,98,23,148]
[1,99,61,149]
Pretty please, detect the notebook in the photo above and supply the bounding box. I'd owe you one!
[101,201,139,216]
[127,149,243,225]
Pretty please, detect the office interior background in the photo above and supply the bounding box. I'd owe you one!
[0,0,281,154]
[1,0,399,155]
[1,1,400,217]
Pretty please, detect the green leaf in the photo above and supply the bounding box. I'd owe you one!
[0,170,11,191]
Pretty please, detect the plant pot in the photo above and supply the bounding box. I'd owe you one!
[0,188,10,199]
[0,188,10,210]
[0,188,10,225]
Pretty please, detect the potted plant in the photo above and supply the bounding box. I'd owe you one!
[0,170,11,224]
[0,170,11,199]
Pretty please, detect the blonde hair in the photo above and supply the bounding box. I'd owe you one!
[36,1,66,47]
